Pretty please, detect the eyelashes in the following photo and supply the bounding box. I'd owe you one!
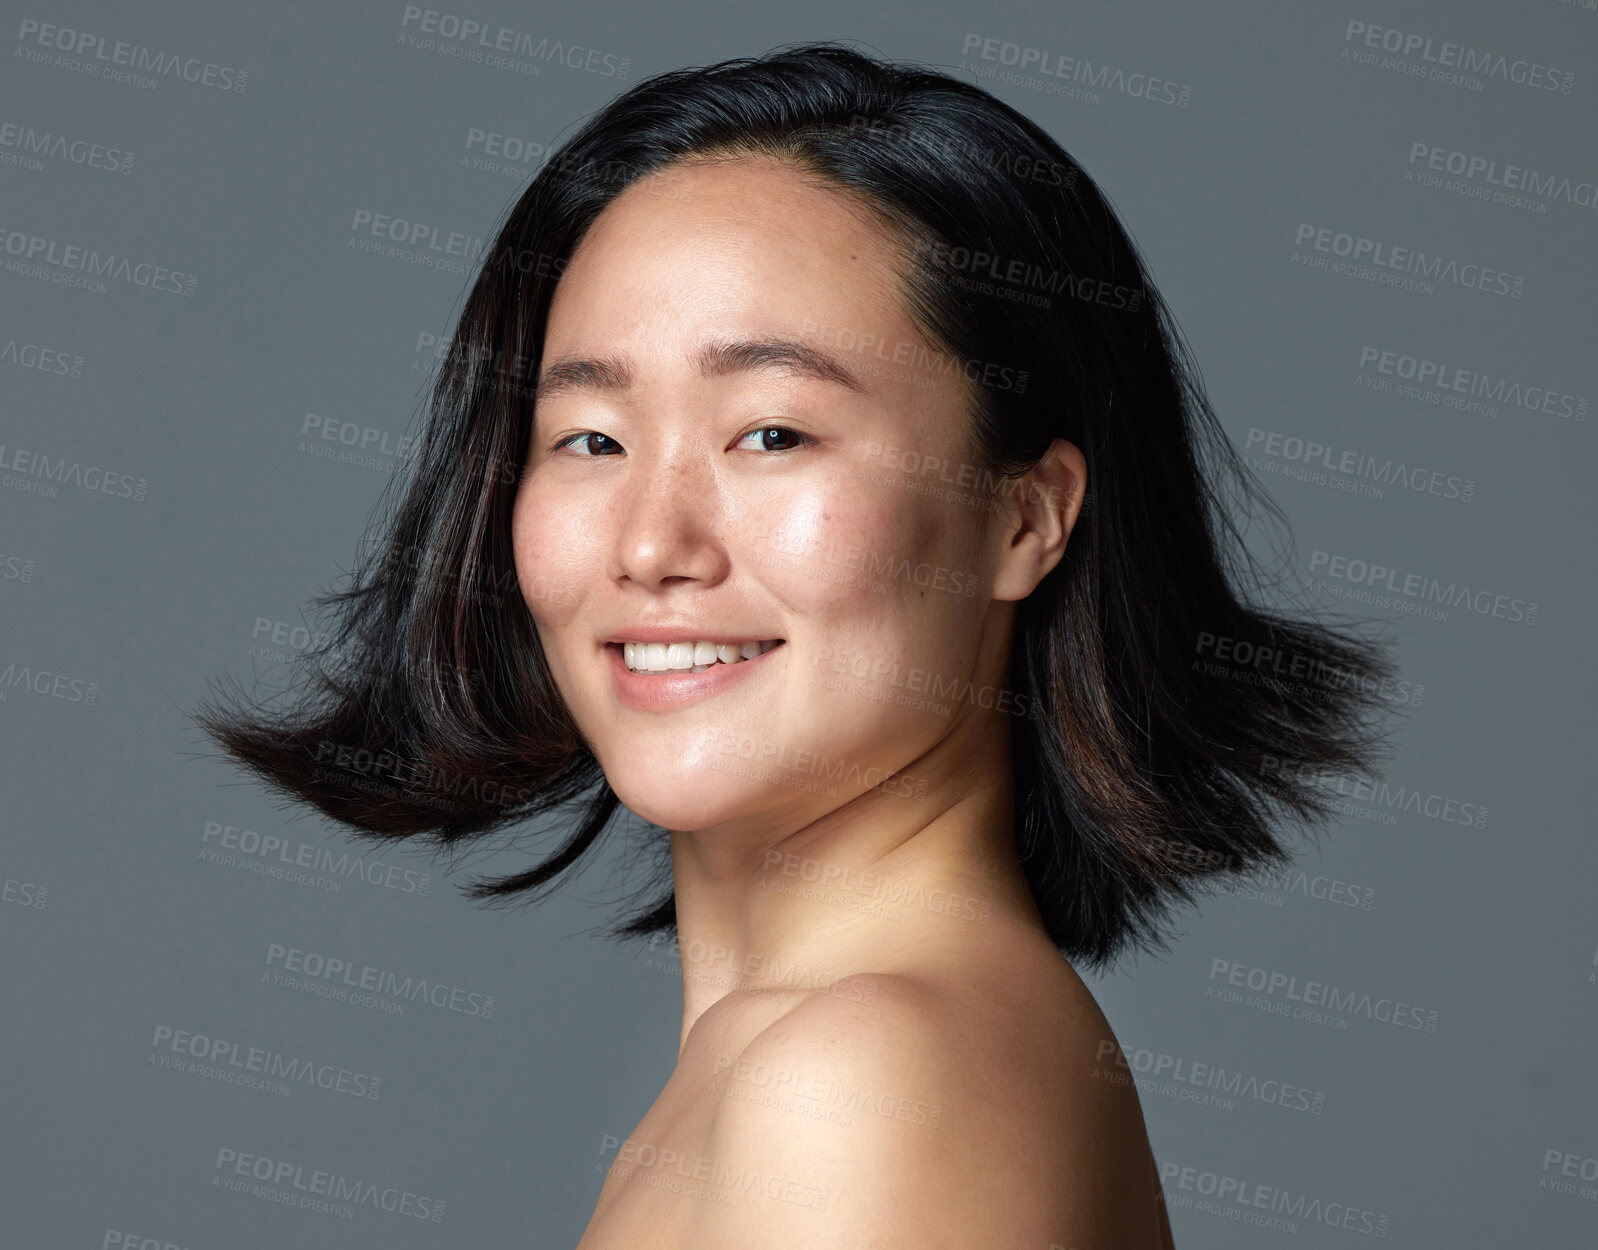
[736,425,815,453]
[552,431,622,456]
[551,425,816,457]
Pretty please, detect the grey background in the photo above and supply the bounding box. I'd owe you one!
[2,0,1594,1246]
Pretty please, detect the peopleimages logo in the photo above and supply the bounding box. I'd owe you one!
[810,644,1042,722]
[397,7,631,78]
[0,660,99,705]
[746,520,985,599]
[1341,20,1574,94]
[300,412,420,463]
[0,225,197,295]
[960,33,1193,107]
[348,209,486,261]
[1293,223,1524,299]
[346,209,488,276]
[1356,345,1587,422]
[1224,866,1378,911]
[909,238,1143,313]
[15,18,249,92]
[1309,550,1538,625]
[596,1133,828,1209]
[1095,1039,1329,1115]
[798,318,1029,391]
[710,1051,944,1128]
[150,1024,382,1101]
[1259,757,1488,830]
[1540,1148,1598,1198]
[759,849,989,922]
[1207,958,1440,1034]
[718,736,930,803]
[1,871,47,909]
[212,1147,444,1222]
[1193,631,1422,708]
[1160,1159,1390,1236]
[1406,142,1598,212]
[262,943,495,1018]
[460,126,549,179]
[0,121,134,173]
[0,337,85,377]
[0,442,147,501]
[201,821,431,895]
[1244,427,1474,503]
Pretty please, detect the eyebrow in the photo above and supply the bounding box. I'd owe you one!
[532,335,868,402]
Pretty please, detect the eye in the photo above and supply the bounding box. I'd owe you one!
[553,431,623,456]
[737,425,815,453]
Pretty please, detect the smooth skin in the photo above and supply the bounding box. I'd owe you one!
[512,154,1175,1250]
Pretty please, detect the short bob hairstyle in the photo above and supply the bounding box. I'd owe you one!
[195,41,1397,970]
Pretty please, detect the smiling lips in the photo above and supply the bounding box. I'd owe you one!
[621,639,784,674]
[606,637,785,711]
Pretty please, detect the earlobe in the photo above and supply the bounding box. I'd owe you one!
[991,438,1086,602]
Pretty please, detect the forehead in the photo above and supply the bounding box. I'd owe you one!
[541,155,917,352]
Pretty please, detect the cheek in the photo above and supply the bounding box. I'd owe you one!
[737,471,979,645]
[511,484,592,635]
[733,475,894,615]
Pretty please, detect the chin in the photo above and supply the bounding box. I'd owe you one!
[605,767,777,831]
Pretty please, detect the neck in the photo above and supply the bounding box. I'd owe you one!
[666,705,1043,1054]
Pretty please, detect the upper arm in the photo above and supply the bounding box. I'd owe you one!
[683,978,1167,1250]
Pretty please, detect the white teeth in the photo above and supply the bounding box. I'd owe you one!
[620,638,783,674]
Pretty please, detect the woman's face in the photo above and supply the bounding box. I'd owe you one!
[512,155,1017,832]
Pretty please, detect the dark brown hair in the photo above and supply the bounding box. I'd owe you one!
[193,41,1398,970]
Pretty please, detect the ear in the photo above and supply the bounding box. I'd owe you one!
[990,438,1086,603]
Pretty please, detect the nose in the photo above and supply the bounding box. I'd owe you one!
[609,437,731,590]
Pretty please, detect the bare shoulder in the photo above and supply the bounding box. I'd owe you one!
[685,938,1172,1250]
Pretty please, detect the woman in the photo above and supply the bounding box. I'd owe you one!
[196,42,1394,1249]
